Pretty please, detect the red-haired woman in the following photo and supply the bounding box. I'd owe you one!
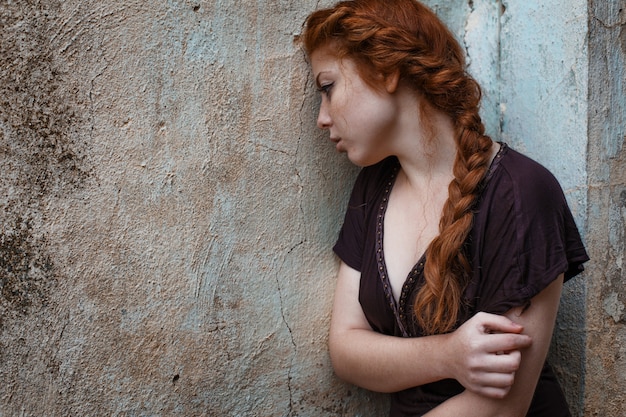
[302,1,589,416]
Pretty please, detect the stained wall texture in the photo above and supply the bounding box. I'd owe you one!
[0,1,372,415]
[0,0,621,416]
[585,0,626,416]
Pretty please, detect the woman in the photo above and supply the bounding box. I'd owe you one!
[302,0,589,416]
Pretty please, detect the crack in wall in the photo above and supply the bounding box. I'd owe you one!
[89,60,108,145]
[463,0,475,67]
[295,57,311,176]
[293,51,311,274]
[497,0,506,138]
[274,273,297,416]
[592,15,626,29]
[591,4,626,29]
[463,0,506,139]
[288,240,305,254]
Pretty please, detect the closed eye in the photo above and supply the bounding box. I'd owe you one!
[317,83,334,96]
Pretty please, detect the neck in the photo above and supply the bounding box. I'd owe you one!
[389,92,458,190]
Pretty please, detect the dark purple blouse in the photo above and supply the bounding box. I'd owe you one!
[333,144,589,417]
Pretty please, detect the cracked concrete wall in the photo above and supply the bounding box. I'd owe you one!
[585,0,626,416]
[1,0,382,415]
[0,0,617,416]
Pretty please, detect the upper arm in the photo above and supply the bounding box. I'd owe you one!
[328,261,376,379]
[329,261,372,340]
[498,274,564,414]
[425,274,564,417]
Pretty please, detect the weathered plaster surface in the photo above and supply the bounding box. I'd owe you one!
[499,0,589,215]
[0,0,612,415]
[1,0,385,415]
[585,2,626,414]
[420,0,500,138]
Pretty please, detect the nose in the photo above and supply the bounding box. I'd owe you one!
[316,101,331,129]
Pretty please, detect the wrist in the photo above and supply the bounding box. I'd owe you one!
[425,332,454,381]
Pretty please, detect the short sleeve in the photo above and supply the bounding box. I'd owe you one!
[333,157,397,272]
[468,151,589,314]
[333,178,367,271]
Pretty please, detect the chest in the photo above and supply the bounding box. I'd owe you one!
[383,181,448,302]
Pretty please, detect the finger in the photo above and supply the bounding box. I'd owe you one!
[472,350,522,374]
[474,384,513,400]
[487,333,532,353]
[498,350,523,373]
[474,371,516,389]
[475,312,524,334]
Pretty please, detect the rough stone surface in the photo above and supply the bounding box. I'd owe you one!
[0,0,385,415]
[585,1,626,415]
[0,0,618,415]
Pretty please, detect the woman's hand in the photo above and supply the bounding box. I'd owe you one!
[442,312,532,398]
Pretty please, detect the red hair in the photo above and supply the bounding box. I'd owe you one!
[303,0,493,335]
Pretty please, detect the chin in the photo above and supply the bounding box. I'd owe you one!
[345,154,366,167]
[347,153,384,168]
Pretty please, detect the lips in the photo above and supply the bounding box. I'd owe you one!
[330,137,344,152]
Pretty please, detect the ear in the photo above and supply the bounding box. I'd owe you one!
[384,70,400,94]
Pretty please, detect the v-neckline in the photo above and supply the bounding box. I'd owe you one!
[375,143,508,337]
[375,161,415,337]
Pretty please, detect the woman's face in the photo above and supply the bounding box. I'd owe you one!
[310,45,399,167]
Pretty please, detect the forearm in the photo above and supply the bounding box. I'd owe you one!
[329,262,530,396]
[422,389,527,417]
[423,276,565,417]
[329,327,451,392]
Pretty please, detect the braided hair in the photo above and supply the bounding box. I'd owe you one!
[303,0,494,335]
